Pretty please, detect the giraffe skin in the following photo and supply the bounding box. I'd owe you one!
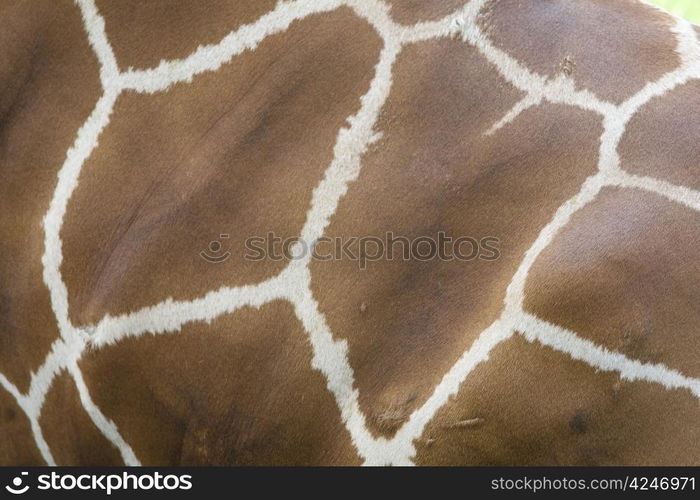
[0,0,699,465]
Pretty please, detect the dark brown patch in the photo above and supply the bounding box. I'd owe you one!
[525,188,700,378]
[385,0,467,24]
[620,80,700,190]
[570,410,588,434]
[480,0,680,103]
[0,0,101,391]
[310,38,601,438]
[79,301,361,465]
[415,336,700,465]
[39,371,123,465]
[96,0,278,70]
[62,10,381,325]
[0,388,43,465]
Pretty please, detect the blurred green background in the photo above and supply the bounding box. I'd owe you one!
[648,0,700,23]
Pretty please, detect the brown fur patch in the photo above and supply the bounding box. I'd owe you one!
[0,388,42,465]
[620,80,700,190]
[479,0,680,103]
[310,38,601,438]
[385,0,467,24]
[525,188,700,378]
[62,9,382,325]
[0,0,101,391]
[414,335,700,465]
[79,301,362,465]
[96,0,278,69]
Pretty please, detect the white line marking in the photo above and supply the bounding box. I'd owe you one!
[119,0,344,94]
[613,170,700,212]
[69,363,140,465]
[74,0,120,89]
[519,312,700,398]
[41,90,118,342]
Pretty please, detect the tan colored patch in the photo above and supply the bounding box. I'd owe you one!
[525,188,700,378]
[62,10,382,326]
[619,80,700,190]
[96,0,278,70]
[0,388,42,465]
[385,0,467,24]
[79,301,362,465]
[39,371,123,465]
[310,38,601,438]
[479,0,679,103]
[415,335,700,465]
[0,0,101,391]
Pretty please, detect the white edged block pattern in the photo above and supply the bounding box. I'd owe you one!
[1,0,700,466]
